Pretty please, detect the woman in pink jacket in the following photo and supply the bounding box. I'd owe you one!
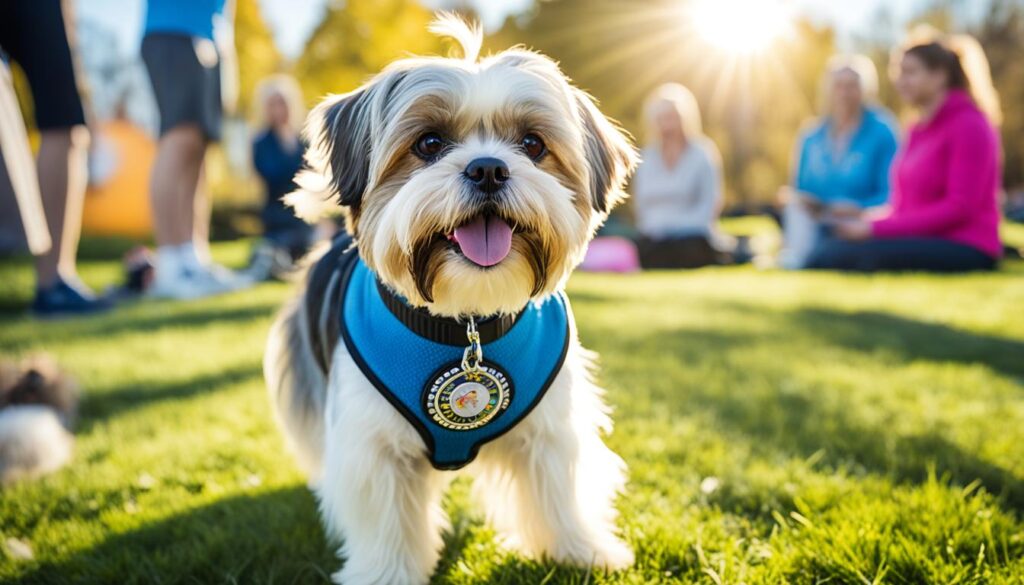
[808,36,1003,272]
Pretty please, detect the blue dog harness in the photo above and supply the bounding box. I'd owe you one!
[306,236,570,470]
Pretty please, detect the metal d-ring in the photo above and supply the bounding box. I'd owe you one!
[461,317,482,373]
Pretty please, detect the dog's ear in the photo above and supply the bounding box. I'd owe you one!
[290,72,406,227]
[305,87,374,210]
[574,89,638,214]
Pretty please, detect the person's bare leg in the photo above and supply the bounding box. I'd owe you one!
[34,125,90,288]
[149,124,205,248]
[192,162,211,263]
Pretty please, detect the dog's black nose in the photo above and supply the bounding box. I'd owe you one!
[464,157,509,194]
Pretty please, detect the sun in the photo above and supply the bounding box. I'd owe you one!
[690,0,793,55]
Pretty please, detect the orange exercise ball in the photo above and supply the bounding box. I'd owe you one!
[81,120,154,238]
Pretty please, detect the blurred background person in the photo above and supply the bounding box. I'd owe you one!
[0,0,112,316]
[809,32,1002,272]
[632,83,734,269]
[245,74,316,281]
[142,0,248,299]
[778,55,898,269]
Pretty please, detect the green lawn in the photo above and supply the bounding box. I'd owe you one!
[1,235,1023,584]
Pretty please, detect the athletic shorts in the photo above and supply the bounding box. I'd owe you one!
[141,33,222,141]
[0,0,87,130]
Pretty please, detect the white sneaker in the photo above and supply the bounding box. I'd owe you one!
[178,242,253,292]
[196,262,254,292]
[148,243,255,300]
[148,264,231,300]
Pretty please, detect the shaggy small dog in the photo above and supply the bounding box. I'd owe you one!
[0,356,78,485]
[265,15,637,584]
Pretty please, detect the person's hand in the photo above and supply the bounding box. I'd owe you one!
[828,202,863,220]
[834,218,872,241]
[777,185,795,205]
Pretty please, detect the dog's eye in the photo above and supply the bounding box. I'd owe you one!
[520,133,546,160]
[414,132,447,160]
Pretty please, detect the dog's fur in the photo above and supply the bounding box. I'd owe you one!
[265,15,638,584]
[0,356,78,486]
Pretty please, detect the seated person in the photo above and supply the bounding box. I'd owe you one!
[248,75,316,280]
[778,55,898,269]
[633,83,731,269]
[808,34,1002,272]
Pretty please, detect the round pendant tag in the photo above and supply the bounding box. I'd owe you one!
[424,362,512,430]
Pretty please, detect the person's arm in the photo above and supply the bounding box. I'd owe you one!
[792,129,812,194]
[786,128,828,215]
[628,159,647,231]
[0,63,51,255]
[252,136,268,179]
[859,123,898,209]
[872,116,995,238]
[693,145,723,231]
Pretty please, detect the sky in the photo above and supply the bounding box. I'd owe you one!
[77,0,961,60]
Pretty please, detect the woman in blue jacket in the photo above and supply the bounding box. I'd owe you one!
[779,55,899,269]
[248,75,315,279]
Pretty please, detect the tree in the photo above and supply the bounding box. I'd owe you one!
[974,0,1024,189]
[293,0,442,104]
[234,0,283,116]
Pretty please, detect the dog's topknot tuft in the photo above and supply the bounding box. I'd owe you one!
[429,12,483,63]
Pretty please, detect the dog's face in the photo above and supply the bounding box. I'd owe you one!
[292,19,637,317]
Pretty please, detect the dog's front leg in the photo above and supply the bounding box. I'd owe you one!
[317,366,448,585]
[475,365,634,571]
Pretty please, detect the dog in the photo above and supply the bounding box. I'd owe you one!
[264,15,638,584]
[0,355,78,485]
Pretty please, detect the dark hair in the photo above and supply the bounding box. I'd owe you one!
[904,42,970,91]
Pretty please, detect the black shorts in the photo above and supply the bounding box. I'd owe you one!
[142,33,222,141]
[0,0,87,130]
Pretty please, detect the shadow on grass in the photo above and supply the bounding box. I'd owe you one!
[77,363,262,432]
[697,382,1024,513]
[790,307,1024,379]
[0,301,278,351]
[12,486,336,585]
[589,301,1024,514]
[11,484,587,585]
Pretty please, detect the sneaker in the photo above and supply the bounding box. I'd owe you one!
[244,241,297,282]
[199,262,254,291]
[32,277,114,318]
[148,265,217,300]
[148,264,252,300]
[175,243,253,293]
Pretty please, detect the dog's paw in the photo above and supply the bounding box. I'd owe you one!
[548,536,635,572]
[586,537,635,571]
[332,559,432,585]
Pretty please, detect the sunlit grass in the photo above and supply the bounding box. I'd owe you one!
[1,238,1022,583]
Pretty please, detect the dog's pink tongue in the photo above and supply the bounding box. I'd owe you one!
[453,215,513,267]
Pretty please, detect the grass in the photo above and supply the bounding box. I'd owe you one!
[1,229,1024,584]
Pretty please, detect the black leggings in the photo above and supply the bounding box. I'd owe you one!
[806,238,997,273]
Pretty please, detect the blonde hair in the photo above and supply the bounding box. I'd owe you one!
[643,83,703,145]
[819,54,879,114]
[897,25,1002,126]
[253,74,306,133]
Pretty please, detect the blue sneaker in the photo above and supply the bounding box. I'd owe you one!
[31,277,114,318]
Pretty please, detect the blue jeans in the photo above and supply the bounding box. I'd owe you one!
[807,238,996,273]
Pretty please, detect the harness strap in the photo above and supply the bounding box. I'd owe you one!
[304,234,357,375]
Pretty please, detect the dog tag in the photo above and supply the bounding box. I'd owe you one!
[423,362,512,430]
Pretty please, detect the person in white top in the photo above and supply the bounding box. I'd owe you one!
[632,83,732,268]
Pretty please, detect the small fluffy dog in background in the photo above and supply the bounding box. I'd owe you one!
[0,356,78,485]
[265,15,638,584]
